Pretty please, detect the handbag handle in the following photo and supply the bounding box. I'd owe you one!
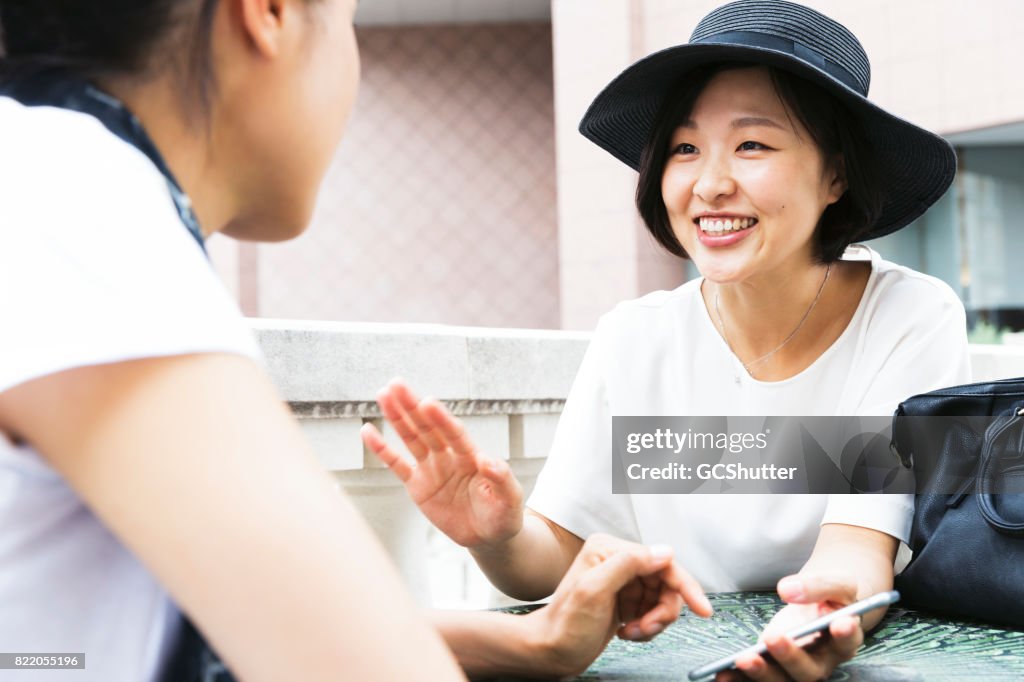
[977,408,1024,536]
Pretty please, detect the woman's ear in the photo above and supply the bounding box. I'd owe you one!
[826,155,848,205]
[235,0,289,59]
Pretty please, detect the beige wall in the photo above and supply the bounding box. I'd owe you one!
[552,0,685,330]
[639,0,1024,135]
[552,0,1024,329]
[216,23,560,329]
[212,2,1023,331]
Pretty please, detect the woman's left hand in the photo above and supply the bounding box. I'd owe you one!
[526,533,712,678]
[716,574,872,682]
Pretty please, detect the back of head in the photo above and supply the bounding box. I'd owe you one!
[0,1,215,97]
[1,0,362,243]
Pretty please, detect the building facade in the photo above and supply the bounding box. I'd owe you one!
[209,0,1024,337]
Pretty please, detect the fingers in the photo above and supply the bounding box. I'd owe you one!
[638,588,684,635]
[573,540,675,600]
[388,380,448,454]
[652,557,713,618]
[360,422,414,482]
[615,577,647,637]
[777,574,857,606]
[621,590,683,641]
[569,536,713,645]
[620,572,668,635]
[829,615,864,657]
[576,550,649,599]
[574,536,712,638]
[420,399,477,461]
[715,668,746,682]
[732,650,779,680]
[377,379,484,472]
[737,616,863,682]
[376,382,430,461]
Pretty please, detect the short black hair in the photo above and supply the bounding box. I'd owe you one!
[635,62,884,263]
[0,0,221,118]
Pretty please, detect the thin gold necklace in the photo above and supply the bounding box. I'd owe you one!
[714,263,832,376]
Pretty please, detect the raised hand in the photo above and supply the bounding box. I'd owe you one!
[361,378,524,549]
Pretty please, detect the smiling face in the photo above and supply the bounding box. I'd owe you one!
[660,66,847,284]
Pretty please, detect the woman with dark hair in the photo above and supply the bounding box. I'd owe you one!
[0,1,711,680]
[367,1,971,680]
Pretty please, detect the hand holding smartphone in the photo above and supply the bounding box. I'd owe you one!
[688,590,899,680]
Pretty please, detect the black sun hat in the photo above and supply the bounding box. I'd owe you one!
[578,0,956,241]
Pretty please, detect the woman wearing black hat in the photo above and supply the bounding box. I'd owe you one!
[368,1,971,679]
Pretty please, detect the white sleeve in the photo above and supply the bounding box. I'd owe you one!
[526,315,641,543]
[0,123,260,394]
[822,280,971,543]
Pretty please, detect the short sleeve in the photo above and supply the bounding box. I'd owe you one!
[851,280,971,417]
[0,101,260,393]
[822,275,971,543]
[526,314,641,543]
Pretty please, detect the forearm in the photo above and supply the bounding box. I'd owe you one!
[470,510,582,602]
[431,610,549,679]
[802,523,899,629]
[1,356,467,682]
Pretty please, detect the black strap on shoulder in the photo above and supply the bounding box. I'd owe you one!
[159,617,238,682]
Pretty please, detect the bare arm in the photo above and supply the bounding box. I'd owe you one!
[468,509,584,602]
[0,354,464,682]
[362,379,713,625]
[434,536,711,679]
[798,522,898,630]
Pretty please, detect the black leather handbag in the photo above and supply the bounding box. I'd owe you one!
[891,377,1024,627]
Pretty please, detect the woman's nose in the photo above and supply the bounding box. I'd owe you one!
[692,158,736,203]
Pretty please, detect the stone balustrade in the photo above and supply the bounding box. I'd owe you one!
[251,319,588,607]
[252,318,1024,608]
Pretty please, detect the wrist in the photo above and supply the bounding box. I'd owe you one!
[517,607,578,679]
[467,524,523,557]
[433,609,563,679]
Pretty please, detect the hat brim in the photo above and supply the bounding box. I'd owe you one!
[578,43,956,241]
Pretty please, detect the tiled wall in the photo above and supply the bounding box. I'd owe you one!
[240,23,560,329]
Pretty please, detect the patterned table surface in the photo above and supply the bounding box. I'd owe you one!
[485,592,1024,681]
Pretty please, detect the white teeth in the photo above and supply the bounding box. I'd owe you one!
[698,217,755,233]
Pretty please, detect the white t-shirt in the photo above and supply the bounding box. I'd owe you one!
[0,97,260,680]
[528,246,971,592]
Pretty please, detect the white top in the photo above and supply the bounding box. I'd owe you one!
[528,246,971,592]
[0,97,261,681]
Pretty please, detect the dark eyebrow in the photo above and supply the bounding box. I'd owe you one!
[731,116,784,130]
[676,116,786,131]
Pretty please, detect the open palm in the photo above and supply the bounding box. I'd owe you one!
[361,379,524,548]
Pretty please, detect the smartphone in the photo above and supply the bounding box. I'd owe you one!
[687,590,900,680]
